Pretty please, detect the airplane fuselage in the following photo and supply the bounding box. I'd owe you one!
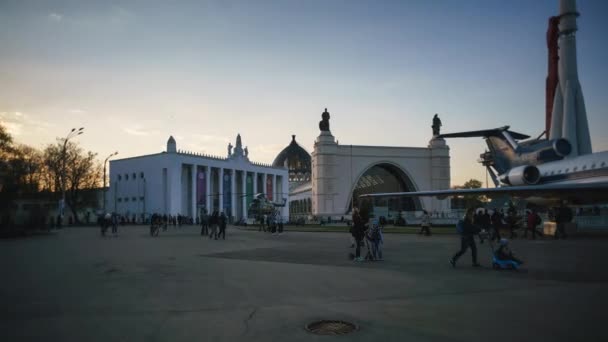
[529,151,608,185]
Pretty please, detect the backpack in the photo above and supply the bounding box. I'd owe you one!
[456,220,464,234]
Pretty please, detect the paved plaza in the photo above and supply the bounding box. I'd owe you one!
[1,226,607,341]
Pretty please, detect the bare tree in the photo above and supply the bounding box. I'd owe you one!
[43,140,102,223]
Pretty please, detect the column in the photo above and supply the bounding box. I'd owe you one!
[191,165,197,219]
[231,169,236,221]
[219,167,224,213]
[253,172,258,196]
[205,166,211,214]
[241,171,247,219]
[272,174,277,202]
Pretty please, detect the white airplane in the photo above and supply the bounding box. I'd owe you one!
[361,126,608,206]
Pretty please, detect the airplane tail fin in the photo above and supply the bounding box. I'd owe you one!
[438,126,530,175]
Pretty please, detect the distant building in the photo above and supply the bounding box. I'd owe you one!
[107,134,288,221]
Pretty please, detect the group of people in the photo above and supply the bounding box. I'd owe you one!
[200,211,228,240]
[350,207,384,262]
[99,212,119,236]
[257,212,284,235]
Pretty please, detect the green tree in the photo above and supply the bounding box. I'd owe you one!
[453,178,486,208]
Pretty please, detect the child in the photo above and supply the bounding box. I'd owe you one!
[496,238,524,265]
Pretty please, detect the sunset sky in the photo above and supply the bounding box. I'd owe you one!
[1,0,607,186]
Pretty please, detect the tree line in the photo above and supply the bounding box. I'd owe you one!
[0,122,102,228]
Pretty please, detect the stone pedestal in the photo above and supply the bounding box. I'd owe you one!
[312,131,338,216]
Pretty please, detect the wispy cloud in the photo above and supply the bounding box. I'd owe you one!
[122,125,160,136]
[191,133,230,143]
[48,13,63,22]
[0,111,55,136]
[250,143,284,163]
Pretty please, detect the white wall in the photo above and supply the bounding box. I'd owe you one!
[312,132,450,217]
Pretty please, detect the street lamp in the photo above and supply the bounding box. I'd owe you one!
[103,151,118,213]
[60,127,84,226]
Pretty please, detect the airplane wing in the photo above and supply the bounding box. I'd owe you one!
[359,183,608,205]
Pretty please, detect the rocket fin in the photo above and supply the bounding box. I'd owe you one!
[562,80,578,157]
[549,84,563,139]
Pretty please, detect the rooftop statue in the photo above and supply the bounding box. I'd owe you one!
[319,108,330,132]
[432,113,442,136]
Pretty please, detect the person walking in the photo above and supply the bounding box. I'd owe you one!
[111,212,118,236]
[490,209,502,241]
[209,211,219,239]
[351,208,366,262]
[554,205,571,239]
[277,213,284,235]
[419,210,432,236]
[525,209,542,239]
[218,212,227,240]
[200,211,209,236]
[450,208,482,268]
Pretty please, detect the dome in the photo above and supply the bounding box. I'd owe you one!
[273,135,311,182]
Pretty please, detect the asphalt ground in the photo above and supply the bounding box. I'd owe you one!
[1,225,607,341]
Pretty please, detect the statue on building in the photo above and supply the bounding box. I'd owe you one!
[319,108,330,132]
[236,134,242,149]
[244,146,249,158]
[228,142,233,156]
[432,113,442,136]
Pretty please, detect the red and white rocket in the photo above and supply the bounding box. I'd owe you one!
[548,0,592,157]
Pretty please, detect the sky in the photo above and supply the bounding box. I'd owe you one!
[1,0,607,187]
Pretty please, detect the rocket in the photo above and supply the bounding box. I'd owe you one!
[548,0,592,156]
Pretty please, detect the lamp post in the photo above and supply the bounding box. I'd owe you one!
[60,127,84,225]
[103,151,118,214]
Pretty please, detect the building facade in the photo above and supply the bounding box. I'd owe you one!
[280,109,451,221]
[107,134,288,221]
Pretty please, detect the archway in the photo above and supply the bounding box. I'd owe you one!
[349,163,422,216]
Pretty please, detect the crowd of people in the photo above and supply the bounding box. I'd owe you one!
[198,211,228,240]
[255,211,285,235]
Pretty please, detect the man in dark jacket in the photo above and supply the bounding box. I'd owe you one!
[554,205,572,239]
[351,208,366,262]
[450,208,482,267]
[218,212,227,240]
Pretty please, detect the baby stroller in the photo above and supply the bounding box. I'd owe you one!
[488,238,522,270]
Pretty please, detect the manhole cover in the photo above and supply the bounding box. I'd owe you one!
[305,320,358,335]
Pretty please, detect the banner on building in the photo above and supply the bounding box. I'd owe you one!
[196,169,206,208]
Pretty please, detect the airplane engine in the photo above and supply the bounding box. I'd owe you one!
[500,165,541,186]
[535,138,571,161]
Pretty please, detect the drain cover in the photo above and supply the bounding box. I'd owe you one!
[305,320,358,335]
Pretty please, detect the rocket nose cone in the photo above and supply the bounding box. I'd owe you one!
[560,0,577,15]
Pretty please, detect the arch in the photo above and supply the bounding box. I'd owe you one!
[347,161,423,214]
